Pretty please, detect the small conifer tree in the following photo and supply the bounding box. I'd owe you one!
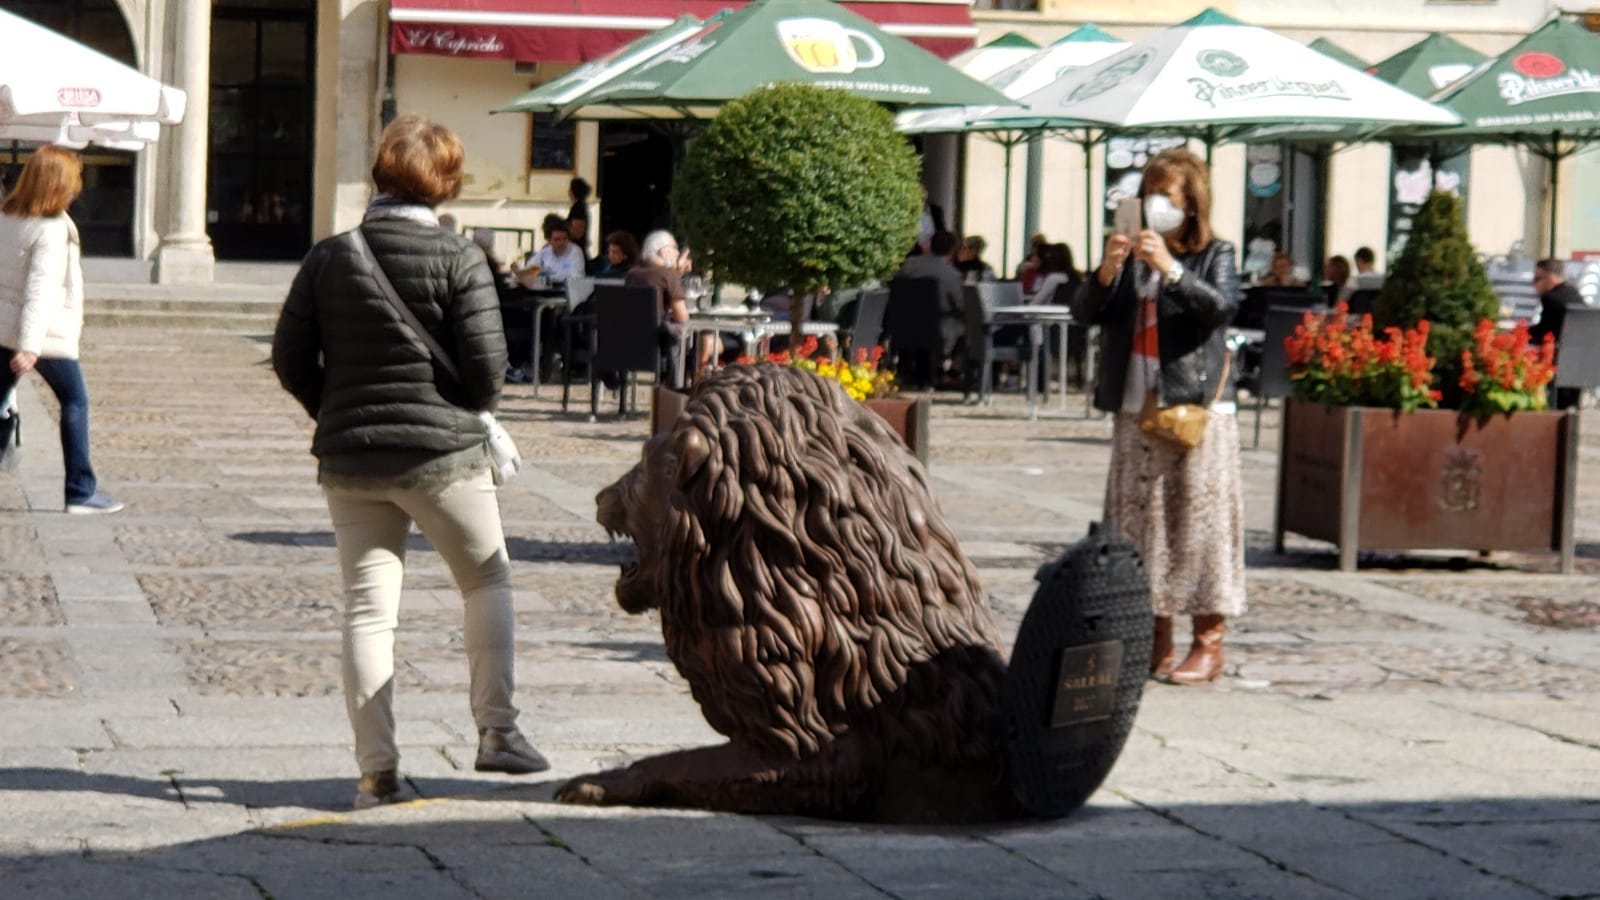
[1373,190,1500,404]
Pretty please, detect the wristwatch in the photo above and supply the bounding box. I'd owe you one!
[1164,260,1185,286]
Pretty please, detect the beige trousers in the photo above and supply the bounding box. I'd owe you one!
[324,470,517,775]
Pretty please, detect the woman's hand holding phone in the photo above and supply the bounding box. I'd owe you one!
[1098,234,1132,286]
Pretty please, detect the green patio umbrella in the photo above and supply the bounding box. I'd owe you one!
[555,0,1009,121]
[1307,37,1368,73]
[1420,17,1600,253]
[1375,32,1486,97]
[495,15,706,114]
[947,32,1039,83]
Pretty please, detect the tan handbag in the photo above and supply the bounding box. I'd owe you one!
[1139,348,1230,452]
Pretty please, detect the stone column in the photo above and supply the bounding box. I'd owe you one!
[154,0,214,284]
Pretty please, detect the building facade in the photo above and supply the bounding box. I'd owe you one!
[3,0,1594,284]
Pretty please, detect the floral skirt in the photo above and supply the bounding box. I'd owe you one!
[1104,411,1247,618]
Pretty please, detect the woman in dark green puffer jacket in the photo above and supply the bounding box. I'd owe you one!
[273,115,548,810]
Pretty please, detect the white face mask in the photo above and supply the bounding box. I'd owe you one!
[1144,194,1186,235]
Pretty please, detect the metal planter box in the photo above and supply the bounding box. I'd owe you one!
[1273,399,1579,572]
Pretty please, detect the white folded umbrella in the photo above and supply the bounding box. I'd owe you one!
[0,8,185,149]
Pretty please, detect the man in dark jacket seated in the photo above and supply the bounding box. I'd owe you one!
[1531,258,1588,409]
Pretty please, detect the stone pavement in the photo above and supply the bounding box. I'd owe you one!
[1,325,1598,899]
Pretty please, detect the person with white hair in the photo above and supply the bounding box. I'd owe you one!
[623,229,691,384]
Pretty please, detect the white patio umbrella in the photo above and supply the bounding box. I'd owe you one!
[896,24,1127,270]
[983,8,1460,147]
[0,8,185,150]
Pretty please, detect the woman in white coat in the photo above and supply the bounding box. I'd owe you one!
[0,146,121,514]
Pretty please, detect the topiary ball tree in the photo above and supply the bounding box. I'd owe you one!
[1373,190,1500,406]
[673,83,921,342]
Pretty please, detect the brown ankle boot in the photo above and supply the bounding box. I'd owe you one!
[1166,614,1225,685]
[1150,615,1177,678]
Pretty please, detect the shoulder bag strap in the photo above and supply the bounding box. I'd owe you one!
[1211,340,1232,405]
[347,227,462,386]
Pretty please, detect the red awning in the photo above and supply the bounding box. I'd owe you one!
[388,0,977,63]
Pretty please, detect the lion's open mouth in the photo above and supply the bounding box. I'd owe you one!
[606,527,650,610]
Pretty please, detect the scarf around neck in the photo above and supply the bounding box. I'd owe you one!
[363,194,439,227]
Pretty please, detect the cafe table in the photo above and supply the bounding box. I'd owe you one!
[990,304,1077,418]
[500,285,568,395]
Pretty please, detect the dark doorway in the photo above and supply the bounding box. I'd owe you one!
[0,0,138,256]
[596,124,676,248]
[207,0,316,261]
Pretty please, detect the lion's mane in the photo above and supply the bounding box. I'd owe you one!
[654,364,1007,773]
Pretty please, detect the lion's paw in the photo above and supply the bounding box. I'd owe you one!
[554,772,625,805]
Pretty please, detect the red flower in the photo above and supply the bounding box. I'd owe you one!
[1458,317,1558,416]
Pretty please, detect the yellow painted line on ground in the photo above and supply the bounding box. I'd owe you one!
[269,797,450,830]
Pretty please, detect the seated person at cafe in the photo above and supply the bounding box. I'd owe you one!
[470,228,533,383]
[1259,251,1302,287]
[1531,258,1587,410]
[995,242,1081,388]
[624,229,692,384]
[1014,232,1050,294]
[1353,246,1384,291]
[1323,254,1354,304]
[895,229,966,359]
[471,228,513,291]
[955,235,996,283]
[588,230,639,278]
[1025,242,1080,304]
[515,219,585,286]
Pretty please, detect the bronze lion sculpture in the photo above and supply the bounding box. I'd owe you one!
[555,364,1022,823]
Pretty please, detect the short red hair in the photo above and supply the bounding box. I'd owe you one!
[2,146,83,218]
[370,114,465,206]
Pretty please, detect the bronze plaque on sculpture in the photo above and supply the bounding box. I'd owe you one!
[1049,641,1123,728]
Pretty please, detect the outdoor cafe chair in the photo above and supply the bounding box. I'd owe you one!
[1248,306,1304,448]
[884,278,945,389]
[846,287,889,356]
[561,283,663,420]
[1552,305,1600,409]
[961,282,1024,404]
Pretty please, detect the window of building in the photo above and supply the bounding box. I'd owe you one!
[529,112,576,171]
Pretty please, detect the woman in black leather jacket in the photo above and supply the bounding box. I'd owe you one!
[1071,149,1245,686]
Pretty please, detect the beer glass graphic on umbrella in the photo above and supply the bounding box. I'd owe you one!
[777,17,885,74]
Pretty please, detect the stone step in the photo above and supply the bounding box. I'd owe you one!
[84,307,278,331]
[83,284,287,331]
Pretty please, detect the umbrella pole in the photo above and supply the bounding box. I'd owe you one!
[1082,135,1095,268]
[1547,134,1561,258]
[1023,133,1043,252]
[1002,141,1015,276]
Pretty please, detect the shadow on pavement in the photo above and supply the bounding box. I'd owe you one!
[0,767,556,813]
[2,795,1596,898]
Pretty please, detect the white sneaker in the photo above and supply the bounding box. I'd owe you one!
[66,493,124,515]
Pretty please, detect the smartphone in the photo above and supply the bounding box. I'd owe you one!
[1114,196,1142,239]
